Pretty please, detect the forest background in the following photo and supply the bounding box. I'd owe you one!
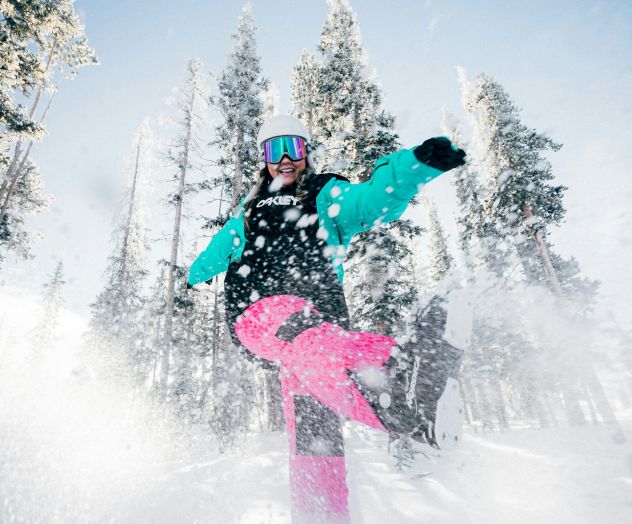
[2,0,631,324]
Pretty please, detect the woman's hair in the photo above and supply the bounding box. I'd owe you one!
[242,166,272,215]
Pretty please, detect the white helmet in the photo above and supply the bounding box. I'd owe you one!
[257,114,311,147]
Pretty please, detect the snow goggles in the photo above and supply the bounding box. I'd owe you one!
[263,135,307,164]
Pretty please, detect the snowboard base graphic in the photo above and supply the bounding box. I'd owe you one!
[434,377,465,449]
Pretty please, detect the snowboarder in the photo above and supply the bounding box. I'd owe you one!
[188,114,466,523]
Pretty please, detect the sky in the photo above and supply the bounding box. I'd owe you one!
[2,0,631,322]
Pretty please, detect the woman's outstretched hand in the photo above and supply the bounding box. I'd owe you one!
[413,137,466,172]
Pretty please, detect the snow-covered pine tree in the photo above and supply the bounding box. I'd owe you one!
[203,5,276,441]
[461,72,578,292]
[459,72,617,432]
[0,157,50,266]
[441,107,511,280]
[31,260,65,353]
[441,109,482,263]
[290,51,323,145]
[445,88,543,427]
[143,268,168,390]
[468,72,600,306]
[438,109,523,427]
[262,82,280,120]
[167,262,214,425]
[424,196,453,284]
[312,0,365,175]
[210,3,268,211]
[0,0,97,227]
[299,0,420,335]
[0,0,60,145]
[439,108,537,427]
[84,121,152,388]
[158,59,210,401]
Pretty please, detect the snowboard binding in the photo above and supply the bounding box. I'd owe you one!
[352,289,470,449]
[404,295,465,448]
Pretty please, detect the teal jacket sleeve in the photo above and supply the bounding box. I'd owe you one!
[317,147,443,243]
[188,216,245,286]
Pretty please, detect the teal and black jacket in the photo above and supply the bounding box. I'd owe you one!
[187,147,445,287]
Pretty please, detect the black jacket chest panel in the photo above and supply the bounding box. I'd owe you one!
[243,173,343,240]
[241,173,345,261]
[224,173,350,339]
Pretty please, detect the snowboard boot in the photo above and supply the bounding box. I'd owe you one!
[349,290,470,448]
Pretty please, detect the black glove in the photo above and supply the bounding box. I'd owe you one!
[413,137,466,172]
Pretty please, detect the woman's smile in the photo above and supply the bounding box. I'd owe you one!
[267,155,306,185]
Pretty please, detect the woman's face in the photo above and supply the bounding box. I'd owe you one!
[267,154,306,186]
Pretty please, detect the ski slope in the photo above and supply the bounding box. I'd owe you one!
[6,412,630,523]
[45,419,625,524]
[111,420,632,524]
[1,290,631,523]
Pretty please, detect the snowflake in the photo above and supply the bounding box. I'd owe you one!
[328,203,341,218]
[237,265,251,277]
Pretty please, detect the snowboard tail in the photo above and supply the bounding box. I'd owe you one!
[353,289,470,449]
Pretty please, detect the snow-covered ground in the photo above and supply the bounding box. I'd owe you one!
[110,420,632,524]
[2,289,631,524]
[2,381,631,523]
[6,412,631,524]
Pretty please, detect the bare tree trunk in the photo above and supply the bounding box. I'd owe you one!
[584,367,627,443]
[459,377,475,425]
[231,128,244,208]
[521,374,551,428]
[490,378,509,430]
[254,370,266,432]
[0,92,56,224]
[198,279,223,421]
[265,368,284,431]
[150,330,162,390]
[581,377,599,425]
[475,380,494,430]
[524,204,563,294]
[199,185,226,420]
[0,145,23,201]
[541,392,559,427]
[559,375,586,426]
[159,93,195,401]
[0,41,57,219]
[120,130,143,259]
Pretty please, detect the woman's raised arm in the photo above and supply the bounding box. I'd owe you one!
[318,138,466,242]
